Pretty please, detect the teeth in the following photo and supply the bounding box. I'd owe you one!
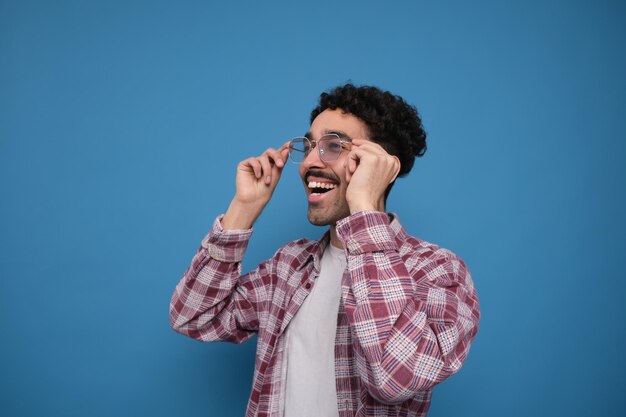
[308,181,337,189]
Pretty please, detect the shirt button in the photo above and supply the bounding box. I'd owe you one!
[305,283,311,289]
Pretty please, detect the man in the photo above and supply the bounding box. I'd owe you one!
[170,84,480,417]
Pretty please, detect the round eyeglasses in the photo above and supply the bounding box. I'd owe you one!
[288,134,352,163]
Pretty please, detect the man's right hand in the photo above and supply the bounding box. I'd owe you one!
[221,142,291,230]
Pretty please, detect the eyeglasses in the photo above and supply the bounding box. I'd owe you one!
[288,133,352,163]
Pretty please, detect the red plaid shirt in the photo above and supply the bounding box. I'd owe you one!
[170,211,480,417]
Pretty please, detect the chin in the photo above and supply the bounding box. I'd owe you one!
[307,208,349,227]
[307,213,331,226]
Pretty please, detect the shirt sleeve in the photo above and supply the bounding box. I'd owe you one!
[169,216,273,344]
[336,211,480,404]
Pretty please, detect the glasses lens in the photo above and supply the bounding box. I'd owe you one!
[289,138,310,162]
[318,135,343,162]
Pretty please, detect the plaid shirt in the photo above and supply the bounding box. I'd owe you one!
[170,211,480,417]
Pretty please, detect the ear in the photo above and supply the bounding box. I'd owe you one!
[389,155,401,184]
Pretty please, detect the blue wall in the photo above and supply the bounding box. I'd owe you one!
[2,1,625,416]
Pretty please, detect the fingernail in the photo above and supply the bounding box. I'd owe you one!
[266,176,271,183]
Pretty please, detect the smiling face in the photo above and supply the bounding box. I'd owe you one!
[299,109,370,226]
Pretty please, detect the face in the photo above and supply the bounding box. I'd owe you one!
[299,109,370,226]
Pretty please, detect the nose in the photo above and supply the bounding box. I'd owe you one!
[300,142,325,169]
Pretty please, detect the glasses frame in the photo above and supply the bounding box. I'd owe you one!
[288,133,352,163]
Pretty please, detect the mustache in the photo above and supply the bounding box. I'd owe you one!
[304,170,340,184]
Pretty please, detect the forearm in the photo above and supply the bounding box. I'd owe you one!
[169,216,257,343]
[343,252,444,402]
[337,212,480,403]
[172,140,288,340]
[344,271,474,401]
[221,198,266,230]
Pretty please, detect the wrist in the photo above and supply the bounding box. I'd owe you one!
[348,198,385,215]
[222,199,264,230]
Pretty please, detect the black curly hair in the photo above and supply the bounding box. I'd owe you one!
[311,84,427,177]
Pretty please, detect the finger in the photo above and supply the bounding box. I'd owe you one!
[257,155,274,185]
[264,147,286,169]
[350,138,373,148]
[345,149,360,182]
[241,158,263,179]
[351,139,388,155]
[271,159,283,183]
[279,141,292,164]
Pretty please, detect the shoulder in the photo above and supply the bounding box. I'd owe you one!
[392,214,465,267]
[401,233,463,263]
[400,233,472,287]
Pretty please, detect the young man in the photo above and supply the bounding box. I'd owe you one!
[170,84,480,417]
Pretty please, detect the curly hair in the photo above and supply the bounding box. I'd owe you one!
[310,84,427,179]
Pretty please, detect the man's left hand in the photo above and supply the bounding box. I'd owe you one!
[345,139,401,214]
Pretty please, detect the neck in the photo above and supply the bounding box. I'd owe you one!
[329,225,343,249]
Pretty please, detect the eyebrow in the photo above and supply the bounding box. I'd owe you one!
[304,130,352,141]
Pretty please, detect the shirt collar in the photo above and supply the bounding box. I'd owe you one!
[294,212,405,272]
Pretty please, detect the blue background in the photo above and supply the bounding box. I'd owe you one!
[2,1,625,416]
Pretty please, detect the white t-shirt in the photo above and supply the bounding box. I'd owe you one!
[283,243,346,417]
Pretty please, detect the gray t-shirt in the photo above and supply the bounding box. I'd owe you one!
[284,243,346,417]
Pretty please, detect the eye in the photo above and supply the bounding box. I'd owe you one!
[325,140,342,153]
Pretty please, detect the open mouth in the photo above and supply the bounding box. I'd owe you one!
[308,181,337,195]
